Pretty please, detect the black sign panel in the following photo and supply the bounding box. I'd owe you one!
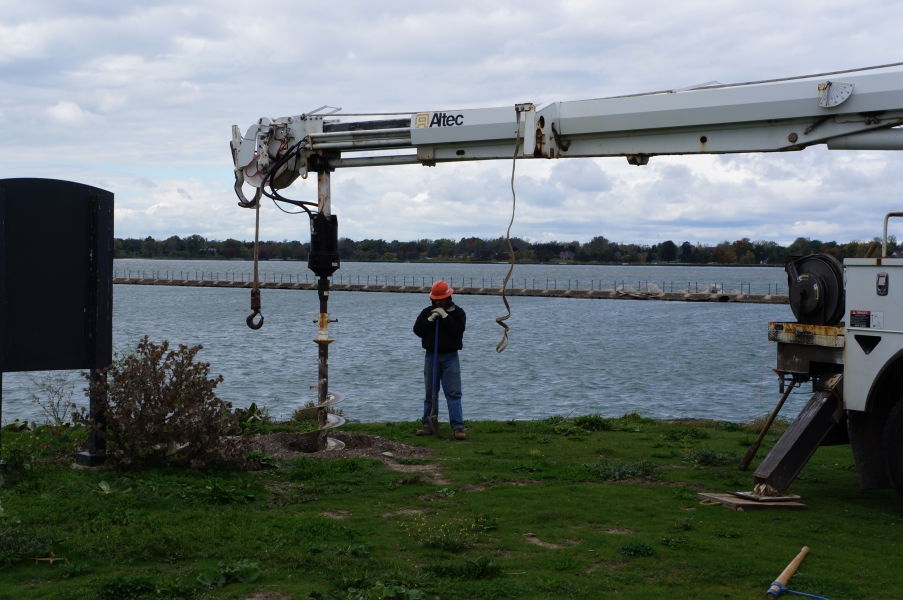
[0,179,113,372]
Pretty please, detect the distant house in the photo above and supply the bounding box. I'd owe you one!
[203,247,217,255]
[559,251,575,260]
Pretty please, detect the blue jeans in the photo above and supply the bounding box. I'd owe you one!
[423,351,464,430]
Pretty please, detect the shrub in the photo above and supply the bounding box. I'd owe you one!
[84,336,246,469]
[573,413,614,431]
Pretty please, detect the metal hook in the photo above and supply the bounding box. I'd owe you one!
[246,309,264,329]
[247,288,263,329]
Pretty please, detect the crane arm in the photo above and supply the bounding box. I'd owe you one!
[231,67,903,203]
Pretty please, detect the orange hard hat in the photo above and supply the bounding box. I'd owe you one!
[429,280,454,300]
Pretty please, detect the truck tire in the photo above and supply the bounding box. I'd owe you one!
[884,399,903,503]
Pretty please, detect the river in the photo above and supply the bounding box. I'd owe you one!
[2,260,807,425]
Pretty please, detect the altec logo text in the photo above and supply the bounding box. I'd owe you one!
[414,112,464,128]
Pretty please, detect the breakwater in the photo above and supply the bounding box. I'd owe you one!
[113,277,788,304]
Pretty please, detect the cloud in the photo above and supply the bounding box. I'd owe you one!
[0,1,902,245]
[46,101,105,127]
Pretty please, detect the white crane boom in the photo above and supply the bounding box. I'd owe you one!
[230,66,903,203]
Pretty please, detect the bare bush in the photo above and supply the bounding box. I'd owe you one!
[27,370,79,428]
[84,336,247,469]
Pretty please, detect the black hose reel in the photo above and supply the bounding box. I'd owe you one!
[785,254,845,326]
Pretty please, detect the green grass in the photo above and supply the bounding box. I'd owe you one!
[0,415,901,599]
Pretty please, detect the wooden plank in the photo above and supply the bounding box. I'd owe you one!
[697,492,807,511]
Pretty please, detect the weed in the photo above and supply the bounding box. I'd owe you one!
[27,370,79,429]
[244,448,279,468]
[235,402,271,431]
[529,449,543,459]
[745,414,791,436]
[202,482,255,504]
[97,575,155,599]
[543,415,567,426]
[683,447,740,467]
[197,558,261,587]
[572,413,614,432]
[0,524,55,568]
[716,421,744,432]
[153,573,197,598]
[661,536,688,548]
[661,427,710,442]
[619,412,656,425]
[615,542,655,557]
[470,514,498,532]
[551,555,579,571]
[805,524,829,534]
[673,489,697,500]
[554,423,589,439]
[402,515,476,552]
[673,517,694,531]
[435,487,457,498]
[427,555,502,580]
[584,460,657,482]
[738,436,755,447]
[714,528,742,538]
[474,449,495,456]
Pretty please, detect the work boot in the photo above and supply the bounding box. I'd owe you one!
[415,427,433,436]
[454,428,466,441]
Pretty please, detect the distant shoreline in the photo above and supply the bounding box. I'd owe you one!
[114,257,783,268]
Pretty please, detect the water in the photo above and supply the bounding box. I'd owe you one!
[113,258,789,295]
[2,267,807,425]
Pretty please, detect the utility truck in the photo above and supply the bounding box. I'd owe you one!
[229,64,903,502]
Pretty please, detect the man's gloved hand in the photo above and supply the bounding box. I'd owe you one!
[427,307,448,322]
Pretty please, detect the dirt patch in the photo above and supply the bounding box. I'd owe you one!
[505,478,536,486]
[460,482,493,492]
[523,533,563,549]
[383,460,450,485]
[252,431,431,462]
[380,508,424,517]
[321,510,349,519]
[604,528,634,535]
[613,478,705,489]
[245,594,291,600]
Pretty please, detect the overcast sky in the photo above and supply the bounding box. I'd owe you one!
[1,1,902,246]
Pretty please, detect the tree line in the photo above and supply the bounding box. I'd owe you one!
[117,234,899,265]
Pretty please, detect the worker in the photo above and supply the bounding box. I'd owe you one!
[413,280,467,440]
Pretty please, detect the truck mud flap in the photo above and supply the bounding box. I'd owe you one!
[848,410,890,490]
[754,375,844,493]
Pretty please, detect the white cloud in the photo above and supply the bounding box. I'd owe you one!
[0,1,902,245]
[46,101,105,127]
